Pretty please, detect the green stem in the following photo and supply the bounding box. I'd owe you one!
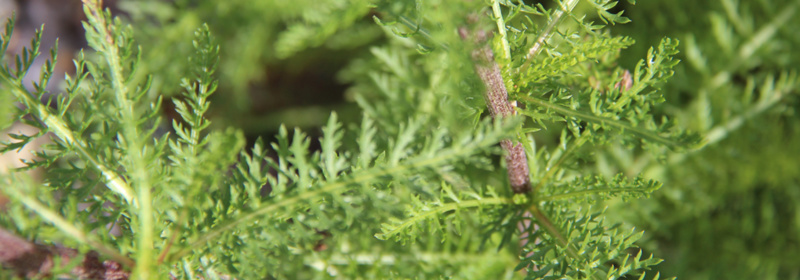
[537,186,660,202]
[518,95,681,148]
[0,75,135,204]
[528,205,608,279]
[396,15,449,51]
[82,1,153,278]
[528,205,572,254]
[520,0,580,71]
[376,197,513,240]
[3,183,135,268]
[531,132,588,194]
[491,0,511,60]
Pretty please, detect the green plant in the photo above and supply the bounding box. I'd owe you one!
[0,0,707,279]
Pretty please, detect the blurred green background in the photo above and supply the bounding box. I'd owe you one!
[611,1,800,279]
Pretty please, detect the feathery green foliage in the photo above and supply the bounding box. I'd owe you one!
[12,0,794,279]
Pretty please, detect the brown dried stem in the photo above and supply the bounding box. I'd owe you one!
[459,27,531,194]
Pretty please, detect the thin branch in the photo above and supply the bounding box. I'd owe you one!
[459,26,532,193]
[518,95,682,148]
[537,185,661,202]
[528,205,608,280]
[531,132,589,193]
[491,0,511,60]
[528,205,571,251]
[2,185,135,268]
[375,197,513,240]
[0,79,136,204]
[81,1,155,277]
[520,0,580,71]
